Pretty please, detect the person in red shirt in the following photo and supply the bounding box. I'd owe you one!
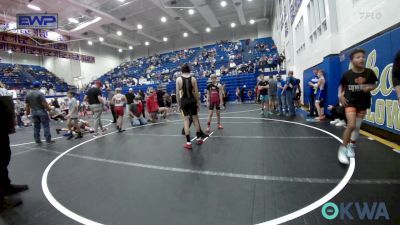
[146,90,168,123]
[129,96,147,126]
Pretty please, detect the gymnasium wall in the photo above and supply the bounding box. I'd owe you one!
[0,41,123,86]
[273,0,400,102]
[70,41,123,85]
[303,26,400,135]
[0,51,42,66]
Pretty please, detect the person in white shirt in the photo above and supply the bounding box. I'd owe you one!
[111,88,127,132]
[21,114,32,127]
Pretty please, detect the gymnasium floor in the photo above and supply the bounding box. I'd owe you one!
[1,104,400,225]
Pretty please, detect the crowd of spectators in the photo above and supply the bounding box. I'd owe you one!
[0,63,71,94]
[98,38,285,89]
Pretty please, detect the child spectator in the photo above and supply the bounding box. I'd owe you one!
[21,114,32,127]
[129,96,148,126]
[146,90,168,123]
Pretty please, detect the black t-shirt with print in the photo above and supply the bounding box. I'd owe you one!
[258,80,269,95]
[393,50,400,87]
[87,87,102,105]
[340,68,378,109]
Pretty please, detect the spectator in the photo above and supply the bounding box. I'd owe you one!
[276,75,287,115]
[21,113,32,127]
[129,96,147,126]
[52,98,60,109]
[307,69,319,117]
[294,78,302,108]
[0,82,29,212]
[107,88,117,123]
[66,91,82,139]
[125,88,135,109]
[235,87,241,104]
[279,53,286,69]
[282,71,296,117]
[240,85,246,103]
[267,56,274,72]
[14,100,24,128]
[25,81,54,143]
[329,103,346,127]
[146,90,168,123]
[111,88,127,132]
[268,75,278,113]
[49,106,65,122]
[85,81,106,137]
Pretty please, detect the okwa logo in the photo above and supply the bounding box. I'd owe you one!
[322,202,390,221]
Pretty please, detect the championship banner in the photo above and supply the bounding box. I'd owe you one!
[0,42,95,63]
[18,35,36,45]
[0,19,94,63]
[290,0,303,24]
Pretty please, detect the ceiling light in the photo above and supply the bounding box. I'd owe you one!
[137,24,143,30]
[163,37,168,42]
[117,31,122,36]
[183,32,188,37]
[70,17,101,32]
[247,0,252,2]
[99,37,104,42]
[161,17,167,23]
[129,46,133,50]
[230,22,236,28]
[88,40,93,45]
[118,49,123,53]
[249,19,255,24]
[205,27,211,32]
[188,9,195,15]
[27,4,41,11]
[118,0,125,2]
[68,18,79,24]
[145,41,150,46]
[220,1,227,7]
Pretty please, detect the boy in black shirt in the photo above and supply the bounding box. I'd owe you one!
[337,49,378,165]
[258,74,269,116]
[85,81,106,137]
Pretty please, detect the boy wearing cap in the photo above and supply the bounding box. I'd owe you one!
[25,81,54,144]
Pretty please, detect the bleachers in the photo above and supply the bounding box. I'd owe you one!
[94,37,284,102]
[0,63,72,92]
[97,37,282,86]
